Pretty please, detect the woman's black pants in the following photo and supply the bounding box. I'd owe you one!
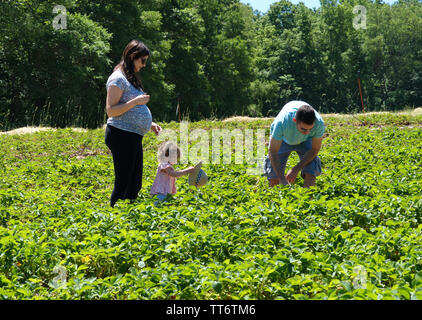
[105,125,143,207]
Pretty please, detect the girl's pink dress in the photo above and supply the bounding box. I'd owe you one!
[150,163,177,196]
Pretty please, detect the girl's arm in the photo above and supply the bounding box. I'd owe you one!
[161,166,195,178]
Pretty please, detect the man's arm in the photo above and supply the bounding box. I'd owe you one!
[269,137,289,185]
[286,137,323,183]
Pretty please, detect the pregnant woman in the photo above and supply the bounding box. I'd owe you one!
[105,40,162,207]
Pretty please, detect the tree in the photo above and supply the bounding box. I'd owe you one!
[0,0,111,130]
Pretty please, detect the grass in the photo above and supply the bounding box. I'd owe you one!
[0,111,421,299]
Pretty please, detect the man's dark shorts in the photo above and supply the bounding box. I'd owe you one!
[263,139,322,180]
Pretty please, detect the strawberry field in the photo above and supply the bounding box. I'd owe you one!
[0,112,421,299]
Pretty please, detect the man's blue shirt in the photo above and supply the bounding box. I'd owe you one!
[270,101,325,145]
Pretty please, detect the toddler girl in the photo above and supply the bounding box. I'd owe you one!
[150,141,194,205]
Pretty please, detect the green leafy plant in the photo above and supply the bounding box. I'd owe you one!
[0,113,421,299]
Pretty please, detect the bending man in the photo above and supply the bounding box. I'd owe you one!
[263,101,325,188]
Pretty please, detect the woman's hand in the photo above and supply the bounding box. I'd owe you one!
[150,122,162,136]
[133,94,150,106]
[106,92,150,118]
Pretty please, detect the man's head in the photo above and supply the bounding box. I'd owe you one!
[293,105,316,135]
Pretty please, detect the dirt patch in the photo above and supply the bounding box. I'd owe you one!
[0,127,54,135]
[0,127,88,135]
[223,116,273,122]
[223,111,422,122]
[413,107,422,114]
[2,111,421,133]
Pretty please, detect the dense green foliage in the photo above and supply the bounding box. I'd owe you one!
[0,113,421,299]
[1,0,422,130]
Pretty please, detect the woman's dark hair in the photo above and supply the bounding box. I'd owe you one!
[114,40,150,91]
[296,105,316,125]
